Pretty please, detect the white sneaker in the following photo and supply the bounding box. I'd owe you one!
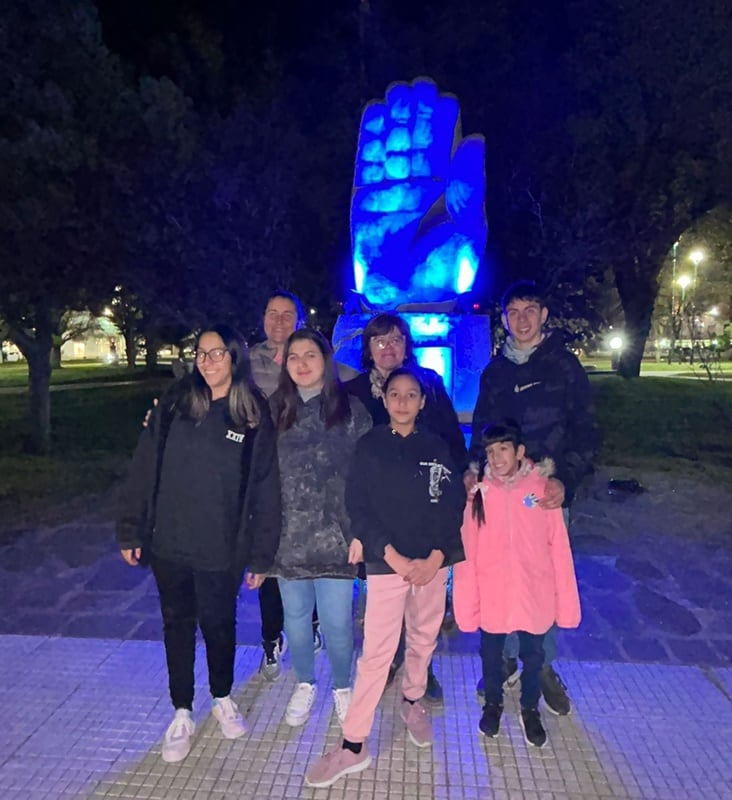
[212,695,248,739]
[332,688,352,724]
[285,682,317,727]
[162,709,195,763]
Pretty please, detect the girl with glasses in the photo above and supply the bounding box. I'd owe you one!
[116,324,280,764]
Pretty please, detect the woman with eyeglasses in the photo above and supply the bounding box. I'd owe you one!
[268,328,372,731]
[116,324,280,764]
[344,312,467,701]
[344,313,466,469]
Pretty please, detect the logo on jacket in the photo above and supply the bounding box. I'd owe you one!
[514,381,542,393]
[419,460,452,503]
[226,429,245,443]
[523,492,540,508]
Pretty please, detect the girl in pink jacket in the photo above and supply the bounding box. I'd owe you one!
[453,421,581,748]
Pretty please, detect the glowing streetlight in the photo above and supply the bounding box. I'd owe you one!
[676,274,691,304]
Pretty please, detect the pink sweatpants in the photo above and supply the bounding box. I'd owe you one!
[342,567,448,743]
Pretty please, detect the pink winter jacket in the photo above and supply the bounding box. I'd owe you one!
[453,461,581,635]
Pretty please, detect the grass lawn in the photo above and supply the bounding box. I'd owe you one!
[0,360,173,388]
[0,379,170,526]
[0,373,730,527]
[591,375,732,475]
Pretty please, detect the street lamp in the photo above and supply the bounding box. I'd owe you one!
[677,274,692,302]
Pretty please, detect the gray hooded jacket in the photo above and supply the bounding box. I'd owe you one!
[270,392,372,580]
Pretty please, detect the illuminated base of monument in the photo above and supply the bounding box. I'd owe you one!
[333,311,491,417]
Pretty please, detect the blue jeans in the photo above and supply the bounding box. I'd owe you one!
[278,577,354,689]
[482,630,545,709]
[504,624,557,663]
[503,507,570,665]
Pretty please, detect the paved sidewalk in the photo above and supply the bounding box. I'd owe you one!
[1,471,731,799]
[1,637,730,800]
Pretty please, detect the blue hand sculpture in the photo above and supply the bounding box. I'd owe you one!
[351,77,487,308]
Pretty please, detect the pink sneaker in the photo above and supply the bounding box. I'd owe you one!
[305,744,372,788]
[400,699,433,747]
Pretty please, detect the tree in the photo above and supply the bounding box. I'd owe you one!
[0,1,144,451]
[557,0,732,376]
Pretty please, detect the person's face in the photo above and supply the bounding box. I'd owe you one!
[263,297,298,346]
[486,440,526,479]
[502,299,548,349]
[286,338,326,391]
[383,374,425,430]
[195,331,232,397]
[369,326,407,374]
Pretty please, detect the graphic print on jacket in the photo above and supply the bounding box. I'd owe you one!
[419,460,452,503]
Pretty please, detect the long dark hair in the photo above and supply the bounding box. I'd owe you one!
[177,324,261,428]
[272,328,352,432]
[472,420,523,526]
[360,312,415,369]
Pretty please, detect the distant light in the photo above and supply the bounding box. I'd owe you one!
[689,249,704,267]
[677,274,692,289]
[709,306,719,316]
[103,307,113,317]
[309,308,317,315]
[472,303,480,310]
[609,336,623,351]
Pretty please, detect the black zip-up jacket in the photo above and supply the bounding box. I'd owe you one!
[115,385,281,575]
[469,332,599,504]
[345,365,467,470]
[346,425,466,574]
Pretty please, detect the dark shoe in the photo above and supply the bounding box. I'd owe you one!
[520,707,547,748]
[423,666,444,706]
[259,635,286,682]
[478,703,503,738]
[540,665,571,716]
[476,658,520,700]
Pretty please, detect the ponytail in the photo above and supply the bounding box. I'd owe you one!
[471,487,486,527]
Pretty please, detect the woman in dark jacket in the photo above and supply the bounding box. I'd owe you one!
[269,328,372,730]
[116,324,280,765]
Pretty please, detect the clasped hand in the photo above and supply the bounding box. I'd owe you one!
[384,545,442,586]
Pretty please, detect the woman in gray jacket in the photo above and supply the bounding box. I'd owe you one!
[269,328,372,730]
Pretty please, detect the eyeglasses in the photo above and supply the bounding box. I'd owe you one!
[371,334,406,350]
[195,347,229,363]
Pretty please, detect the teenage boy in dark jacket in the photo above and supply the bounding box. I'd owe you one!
[469,281,599,715]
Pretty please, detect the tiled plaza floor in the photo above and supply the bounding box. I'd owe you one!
[1,636,730,800]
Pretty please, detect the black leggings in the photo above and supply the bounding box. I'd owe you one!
[152,557,239,710]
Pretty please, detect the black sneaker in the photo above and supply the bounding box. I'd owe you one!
[478,703,503,738]
[519,707,547,748]
[423,665,444,706]
[259,635,286,682]
[476,658,520,700]
[540,665,571,715]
